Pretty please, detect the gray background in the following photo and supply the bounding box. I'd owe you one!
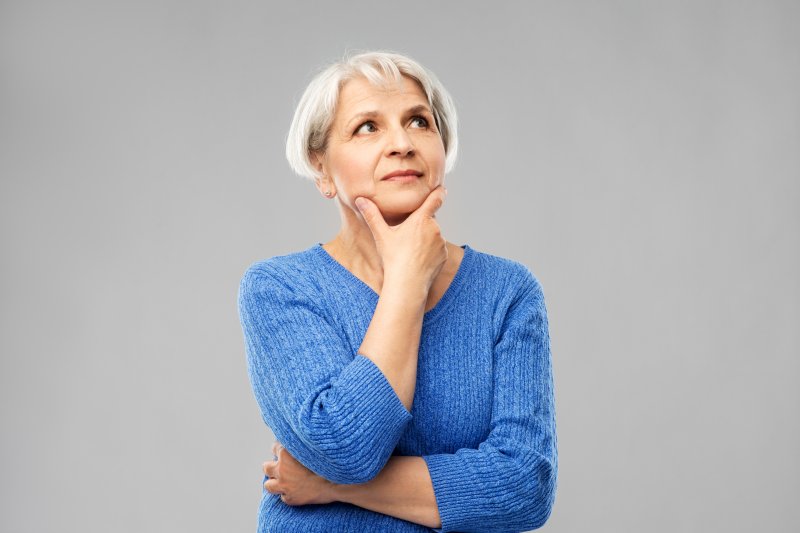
[1,1,798,532]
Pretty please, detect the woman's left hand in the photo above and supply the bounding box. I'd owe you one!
[263,441,338,506]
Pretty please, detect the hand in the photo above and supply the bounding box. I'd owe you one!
[354,185,448,292]
[263,441,338,506]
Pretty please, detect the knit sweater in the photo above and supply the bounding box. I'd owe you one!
[237,242,558,533]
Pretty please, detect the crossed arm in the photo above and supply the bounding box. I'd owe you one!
[240,265,442,528]
[240,266,557,532]
[264,444,441,529]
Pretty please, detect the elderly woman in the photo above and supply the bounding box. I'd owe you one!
[237,50,558,532]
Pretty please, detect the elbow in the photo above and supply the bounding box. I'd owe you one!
[525,491,556,530]
[286,421,389,485]
[281,429,385,485]
[294,423,390,484]
[503,456,557,530]
[322,456,384,485]
[295,397,398,485]
[288,367,412,485]
[525,463,558,530]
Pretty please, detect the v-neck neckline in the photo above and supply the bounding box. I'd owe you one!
[313,242,474,325]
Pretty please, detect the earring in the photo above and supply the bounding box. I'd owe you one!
[324,190,334,197]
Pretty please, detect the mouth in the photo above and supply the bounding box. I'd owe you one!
[381,169,423,181]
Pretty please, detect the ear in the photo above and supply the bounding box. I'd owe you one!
[311,152,335,198]
[310,151,325,176]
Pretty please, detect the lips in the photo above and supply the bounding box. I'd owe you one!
[381,169,423,180]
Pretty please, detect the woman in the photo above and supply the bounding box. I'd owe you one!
[238,50,557,532]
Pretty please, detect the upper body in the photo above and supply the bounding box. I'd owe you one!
[238,241,557,532]
[238,50,558,532]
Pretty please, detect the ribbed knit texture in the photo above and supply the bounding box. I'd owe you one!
[238,243,558,533]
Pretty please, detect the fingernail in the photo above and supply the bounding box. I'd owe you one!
[355,198,366,211]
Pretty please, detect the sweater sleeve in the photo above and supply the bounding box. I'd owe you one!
[422,273,558,533]
[238,265,413,485]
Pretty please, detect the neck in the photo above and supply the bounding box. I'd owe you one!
[325,202,387,285]
[325,201,434,288]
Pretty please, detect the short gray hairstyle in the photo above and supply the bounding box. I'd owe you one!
[285,50,459,181]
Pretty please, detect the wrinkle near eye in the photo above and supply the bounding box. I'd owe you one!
[355,122,377,134]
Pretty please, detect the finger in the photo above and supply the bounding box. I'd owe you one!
[415,186,447,219]
[264,479,281,494]
[263,460,278,477]
[354,197,388,239]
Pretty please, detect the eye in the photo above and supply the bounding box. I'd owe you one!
[410,116,429,128]
[355,121,377,134]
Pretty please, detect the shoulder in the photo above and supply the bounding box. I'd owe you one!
[467,246,544,298]
[463,247,549,344]
[238,245,324,301]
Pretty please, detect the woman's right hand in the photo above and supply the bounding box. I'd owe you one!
[354,185,448,292]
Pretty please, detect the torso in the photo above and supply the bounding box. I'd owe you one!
[246,242,545,531]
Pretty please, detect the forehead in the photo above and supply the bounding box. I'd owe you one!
[336,75,428,119]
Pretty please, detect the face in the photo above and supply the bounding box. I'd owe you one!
[314,75,446,224]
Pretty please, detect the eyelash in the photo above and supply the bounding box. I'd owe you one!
[355,116,429,134]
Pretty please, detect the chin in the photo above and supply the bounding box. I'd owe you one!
[376,195,425,215]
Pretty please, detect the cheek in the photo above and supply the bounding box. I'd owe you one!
[427,139,447,176]
[345,157,373,177]
[328,153,380,203]
[332,146,378,179]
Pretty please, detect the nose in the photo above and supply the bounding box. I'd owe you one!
[384,125,415,158]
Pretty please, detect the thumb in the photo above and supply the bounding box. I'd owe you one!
[354,197,388,239]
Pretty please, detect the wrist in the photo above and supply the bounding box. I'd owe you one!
[330,481,354,504]
[381,272,430,303]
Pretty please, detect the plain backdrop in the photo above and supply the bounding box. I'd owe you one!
[1,1,798,532]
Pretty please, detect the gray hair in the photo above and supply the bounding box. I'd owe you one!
[285,50,459,180]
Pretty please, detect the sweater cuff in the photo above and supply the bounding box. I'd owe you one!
[335,354,412,428]
[423,454,474,532]
[317,354,412,478]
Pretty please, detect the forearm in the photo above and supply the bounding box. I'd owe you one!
[358,274,427,411]
[333,455,441,529]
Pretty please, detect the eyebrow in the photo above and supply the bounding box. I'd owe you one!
[345,104,433,126]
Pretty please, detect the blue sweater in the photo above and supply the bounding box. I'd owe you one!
[238,243,558,532]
